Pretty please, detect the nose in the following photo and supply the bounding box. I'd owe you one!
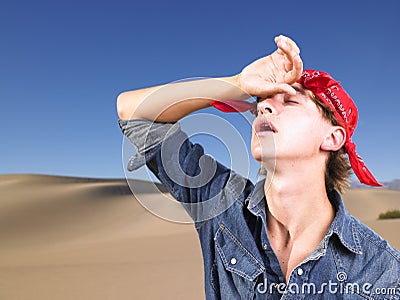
[257,101,273,115]
[257,94,285,116]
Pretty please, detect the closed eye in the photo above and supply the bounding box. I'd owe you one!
[284,99,299,104]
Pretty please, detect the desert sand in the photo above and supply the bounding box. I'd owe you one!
[1,174,399,299]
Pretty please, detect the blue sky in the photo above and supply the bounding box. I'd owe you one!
[1,0,399,183]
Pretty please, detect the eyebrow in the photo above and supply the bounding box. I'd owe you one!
[292,85,307,96]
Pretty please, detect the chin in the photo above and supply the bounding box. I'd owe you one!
[251,138,275,161]
[251,146,275,166]
[251,141,262,161]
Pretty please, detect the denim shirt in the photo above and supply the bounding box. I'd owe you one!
[119,119,400,300]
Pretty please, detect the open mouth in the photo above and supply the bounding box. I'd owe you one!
[254,118,277,134]
[260,123,274,132]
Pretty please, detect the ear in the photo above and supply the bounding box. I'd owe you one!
[321,126,346,151]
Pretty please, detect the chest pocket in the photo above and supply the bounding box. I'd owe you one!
[214,223,265,299]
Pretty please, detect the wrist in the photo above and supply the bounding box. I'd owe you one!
[221,74,248,100]
[228,73,241,89]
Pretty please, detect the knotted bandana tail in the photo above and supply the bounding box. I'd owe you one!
[345,141,381,186]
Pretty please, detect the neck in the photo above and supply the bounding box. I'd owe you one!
[264,161,335,242]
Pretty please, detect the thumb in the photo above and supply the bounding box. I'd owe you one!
[247,79,297,97]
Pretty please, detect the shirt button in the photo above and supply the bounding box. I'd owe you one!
[230,258,237,265]
[263,243,268,250]
[297,268,304,276]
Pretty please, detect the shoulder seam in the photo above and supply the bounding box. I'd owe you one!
[353,217,400,262]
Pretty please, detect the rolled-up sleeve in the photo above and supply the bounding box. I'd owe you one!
[118,118,250,223]
[118,119,181,171]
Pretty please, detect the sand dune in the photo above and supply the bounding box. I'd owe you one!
[0,174,204,300]
[342,189,400,251]
[0,174,399,299]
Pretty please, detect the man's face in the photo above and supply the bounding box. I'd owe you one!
[251,83,332,168]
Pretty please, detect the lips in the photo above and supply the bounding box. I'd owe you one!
[254,117,277,134]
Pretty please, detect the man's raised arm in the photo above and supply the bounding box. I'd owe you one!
[116,35,302,122]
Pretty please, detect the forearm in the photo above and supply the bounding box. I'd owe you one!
[117,36,302,122]
[116,75,248,122]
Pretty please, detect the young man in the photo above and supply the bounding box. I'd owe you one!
[117,36,400,299]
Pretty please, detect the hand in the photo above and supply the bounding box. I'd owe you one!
[238,35,303,98]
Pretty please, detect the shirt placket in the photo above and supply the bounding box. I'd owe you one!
[252,202,330,299]
[253,206,288,299]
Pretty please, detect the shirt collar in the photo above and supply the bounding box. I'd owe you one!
[246,178,266,214]
[245,179,363,255]
[325,190,363,255]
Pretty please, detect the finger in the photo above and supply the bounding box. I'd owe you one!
[277,39,300,67]
[274,35,300,55]
[274,36,285,56]
[285,36,300,55]
[284,59,293,73]
[275,44,297,76]
[276,39,303,83]
[270,83,297,96]
[275,36,301,76]
[247,78,297,97]
[274,35,291,56]
[284,54,303,83]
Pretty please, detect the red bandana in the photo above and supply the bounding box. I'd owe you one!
[210,70,382,187]
[297,70,381,186]
[210,99,256,113]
